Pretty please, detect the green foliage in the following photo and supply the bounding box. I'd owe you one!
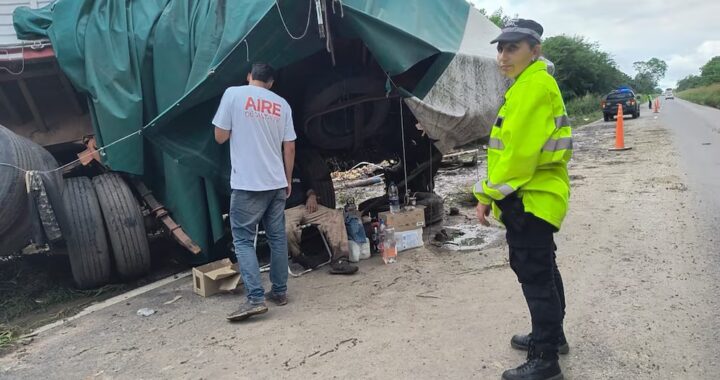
[476,7,515,28]
[677,74,704,91]
[542,35,630,99]
[676,56,720,91]
[0,329,13,349]
[631,72,657,94]
[677,83,720,108]
[700,56,720,84]
[564,93,602,125]
[630,58,667,94]
[633,58,668,83]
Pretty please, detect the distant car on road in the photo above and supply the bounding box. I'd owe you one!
[665,90,674,100]
[602,89,640,121]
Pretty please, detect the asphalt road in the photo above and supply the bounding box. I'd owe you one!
[657,98,720,220]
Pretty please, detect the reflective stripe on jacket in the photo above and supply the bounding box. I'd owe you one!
[473,60,572,229]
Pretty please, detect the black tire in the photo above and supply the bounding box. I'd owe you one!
[62,177,112,289]
[631,111,638,119]
[0,125,60,254]
[92,173,150,278]
[415,192,444,225]
[298,149,336,209]
[302,76,390,150]
[603,114,610,122]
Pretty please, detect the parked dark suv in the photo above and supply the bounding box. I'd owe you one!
[602,89,640,121]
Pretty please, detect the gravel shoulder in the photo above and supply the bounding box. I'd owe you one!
[2,113,718,379]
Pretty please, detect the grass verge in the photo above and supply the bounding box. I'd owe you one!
[565,93,602,126]
[0,255,127,354]
[677,83,720,108]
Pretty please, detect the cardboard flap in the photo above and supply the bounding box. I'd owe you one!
[205,266,238,281]
[217,274,242,291]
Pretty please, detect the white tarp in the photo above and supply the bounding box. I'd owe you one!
[405,7,509,153]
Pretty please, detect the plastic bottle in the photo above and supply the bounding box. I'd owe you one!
[348,241,361,263]
[382,227,397,264]
[378,219,386,256]
[359,238,371,260]
[388,182,400,214]
[370,218,380,254]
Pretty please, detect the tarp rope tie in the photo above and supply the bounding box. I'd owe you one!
[0,128,143,175]
[276,0,313,40]
[399,98,409,201]
[332,0,345,17]
[0,45,26,76]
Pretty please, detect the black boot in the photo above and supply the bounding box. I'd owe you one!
[511,333,569,355]
[501,358,563,380]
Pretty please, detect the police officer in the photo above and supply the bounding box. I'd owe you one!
[475,19,572,380]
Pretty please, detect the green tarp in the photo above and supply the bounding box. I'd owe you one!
[13,0,471,262]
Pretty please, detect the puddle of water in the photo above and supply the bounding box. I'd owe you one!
[435,224,505,251]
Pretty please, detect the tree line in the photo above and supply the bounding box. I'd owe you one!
[676,57,720,91]
[477,8,667,99]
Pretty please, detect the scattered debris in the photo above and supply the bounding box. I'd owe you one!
[441,149,479,169]
[434,229,464,243]
[449,207,460,216]
[335,175,383,190]
[163,295,182,305]
[433,224,504,251]
[136,308,155,317]
[331,161,389,182]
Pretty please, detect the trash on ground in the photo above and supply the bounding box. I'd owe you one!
[163,295,182,305]
[441,149,480,169]
[136,308,155,317]
[433,224,504,251]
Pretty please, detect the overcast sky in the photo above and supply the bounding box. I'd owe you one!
[468,0,720,88]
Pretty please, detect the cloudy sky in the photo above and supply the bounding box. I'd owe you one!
[468,0,720,88]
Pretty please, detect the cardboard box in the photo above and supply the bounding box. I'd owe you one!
[379,206,425,232]
[192,258,241,297]
[396,228,424,252]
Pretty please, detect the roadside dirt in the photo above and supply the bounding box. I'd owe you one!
[1,114,719,379]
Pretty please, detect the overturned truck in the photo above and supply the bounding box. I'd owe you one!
[0,0,507,288]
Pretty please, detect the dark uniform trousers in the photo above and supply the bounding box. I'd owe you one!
[498,194,566,360]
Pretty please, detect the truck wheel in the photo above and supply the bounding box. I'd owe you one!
[62,177,112,289]
[603,114,610,122]
[0,125,61,253]
[93,173,151,278]
[303,76,390,151]
[415,192,444,225]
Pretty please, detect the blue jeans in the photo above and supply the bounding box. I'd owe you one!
[230,189,288,303]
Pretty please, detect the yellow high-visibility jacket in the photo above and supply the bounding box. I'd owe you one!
[473,60,572,230]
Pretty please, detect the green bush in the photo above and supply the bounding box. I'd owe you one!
[565,93,602,125]
[678,83,720,108]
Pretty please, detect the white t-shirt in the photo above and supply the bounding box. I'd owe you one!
[212,85,296,191]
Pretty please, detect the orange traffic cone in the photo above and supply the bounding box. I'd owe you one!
[653,98,660,113]
[609,103,631,151]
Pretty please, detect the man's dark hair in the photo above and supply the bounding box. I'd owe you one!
[251,63,275,83]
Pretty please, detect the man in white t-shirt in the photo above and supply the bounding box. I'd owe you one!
[213,63,296,322]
